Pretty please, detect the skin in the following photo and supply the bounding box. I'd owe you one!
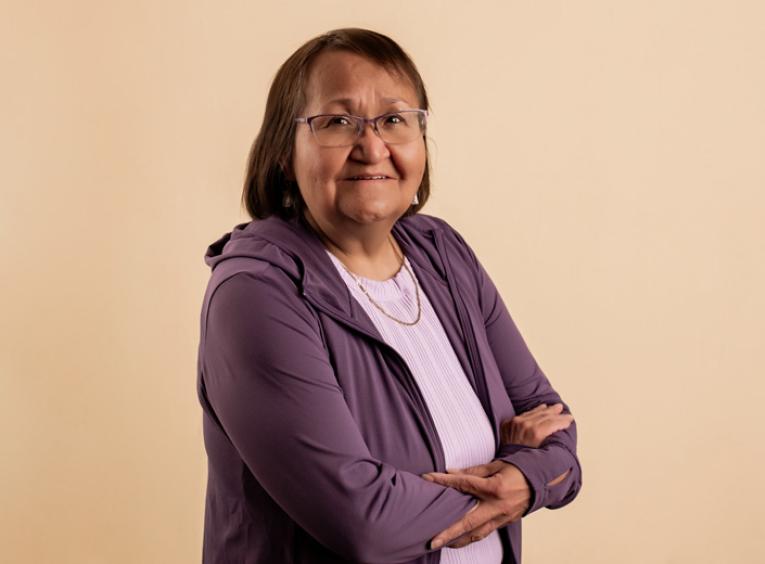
[501,401,575,448]
[288,49,575,552]
[422,404,574,550]
[287,49,426,281]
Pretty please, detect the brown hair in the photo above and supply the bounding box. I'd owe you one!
[242,27,432,221]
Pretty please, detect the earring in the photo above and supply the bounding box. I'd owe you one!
[411,192,419,205]
[282,190,294,208]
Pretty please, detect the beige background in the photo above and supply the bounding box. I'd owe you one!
[2,1,763,562]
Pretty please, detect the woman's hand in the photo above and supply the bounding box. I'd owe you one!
[421,460,572,550]
[421,460,531,549]
[501,402,574,448]
[419,403,574,550]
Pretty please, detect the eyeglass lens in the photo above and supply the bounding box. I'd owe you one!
[310,111,425,147]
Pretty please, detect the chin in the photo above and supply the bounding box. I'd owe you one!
[343,200,403,224]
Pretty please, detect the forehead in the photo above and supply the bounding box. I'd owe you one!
[303,50,418,113]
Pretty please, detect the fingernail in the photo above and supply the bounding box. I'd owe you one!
[431,539,443,550]
[421,474,433,481]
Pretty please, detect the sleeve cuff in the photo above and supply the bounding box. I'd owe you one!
[497,442,577,516]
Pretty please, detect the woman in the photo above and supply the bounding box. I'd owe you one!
[198,28,582,564]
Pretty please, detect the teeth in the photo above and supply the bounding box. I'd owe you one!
[352,176,387,180]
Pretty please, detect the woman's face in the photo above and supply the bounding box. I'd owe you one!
[290,50,426,232]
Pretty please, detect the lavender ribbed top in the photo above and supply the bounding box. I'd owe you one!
[325,248,503,564]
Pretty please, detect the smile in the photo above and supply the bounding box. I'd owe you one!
[344,176,394,181]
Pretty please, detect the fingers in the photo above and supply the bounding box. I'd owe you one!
[534,415,575,437]
[427,464,531,550]
[555,414,575,429]
[502,405,548,442]
[501,403,575,447]
[430,499,497,550]
[446,513,511,549]
[421,471,488,497]
[502,403,567,429]
[445,460,507,478]
[525,403,564,421]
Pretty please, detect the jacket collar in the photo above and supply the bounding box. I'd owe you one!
[204,213,451,324]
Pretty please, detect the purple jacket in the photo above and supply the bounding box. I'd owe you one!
[197,212,582,564]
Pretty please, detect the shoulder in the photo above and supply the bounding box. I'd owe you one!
[404,212,479,268]
[201,264,319,348]
[209,268,312,321]
[399,212,458,235]
[202,270,324,360]
[399,213,474,255]
[396,213,488,310]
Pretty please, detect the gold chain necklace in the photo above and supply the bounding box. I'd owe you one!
[335,234,422,326]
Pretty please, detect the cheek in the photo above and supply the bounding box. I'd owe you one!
[394,140,427,178]
[292,135,311,177]
[295,142,344,182]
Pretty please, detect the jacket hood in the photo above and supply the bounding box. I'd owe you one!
[204,213,451,320]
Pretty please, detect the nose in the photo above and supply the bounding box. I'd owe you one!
[350,120,390,162]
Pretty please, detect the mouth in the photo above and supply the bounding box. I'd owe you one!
[343,175,396,182]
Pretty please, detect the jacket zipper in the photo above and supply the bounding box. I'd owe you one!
[301,292,448,474]
[301,234,495,564]
[433,231,497,445]
[342,320,446,564]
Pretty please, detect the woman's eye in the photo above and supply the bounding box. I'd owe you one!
[384,114,403,125]
[328,116,352,127]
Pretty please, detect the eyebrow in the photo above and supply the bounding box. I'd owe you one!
[321,97,412,112]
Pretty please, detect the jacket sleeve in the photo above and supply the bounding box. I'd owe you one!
[201,270,479,563]
[446,225,583,517]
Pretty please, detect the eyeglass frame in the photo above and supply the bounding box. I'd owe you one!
[294,109,429,147]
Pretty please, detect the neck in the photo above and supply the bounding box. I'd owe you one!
[303,210,403,281]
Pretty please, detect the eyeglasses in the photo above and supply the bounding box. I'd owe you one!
[294,109,428,147]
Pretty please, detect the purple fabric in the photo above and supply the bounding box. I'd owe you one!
[326,248,503,563]
[197,212,582,563]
